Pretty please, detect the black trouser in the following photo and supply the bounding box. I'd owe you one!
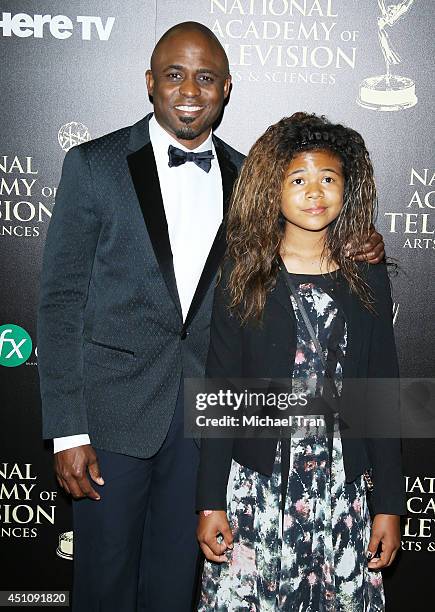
[72,385,200,611]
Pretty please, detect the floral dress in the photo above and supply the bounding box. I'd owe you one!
[198,272,385,612]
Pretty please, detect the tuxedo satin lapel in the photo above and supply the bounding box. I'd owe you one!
[127,113,152,151]
[214,137,239,218]
[127,142,182,318]
[183,138,239,329]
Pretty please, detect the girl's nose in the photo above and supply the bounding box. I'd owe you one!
[306,183,323,198]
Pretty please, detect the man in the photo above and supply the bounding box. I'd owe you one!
[37,21,385,612]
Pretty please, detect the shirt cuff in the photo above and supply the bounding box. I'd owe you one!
[53,434,91,453]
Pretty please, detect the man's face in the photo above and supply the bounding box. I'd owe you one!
[146,31,231,149]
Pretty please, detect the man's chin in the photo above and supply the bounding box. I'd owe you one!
[174,126,201,141]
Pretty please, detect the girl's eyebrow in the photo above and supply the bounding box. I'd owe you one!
[321,167,341,174]
[286,167,341,176]
[287,168,305,175]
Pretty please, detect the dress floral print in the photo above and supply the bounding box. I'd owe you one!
[198,273,385,612]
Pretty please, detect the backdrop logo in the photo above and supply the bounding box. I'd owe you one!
[209,0,359,86]
[56,530,73,560]
[58,122,91,152]
[402,475,435,552]
[357,0,417,111]
[1,155,53,238]
[0,463,57,540]
[393,302,399,325]
[0,324,32,367]
[385,167,434,250]
[0,13,115,41]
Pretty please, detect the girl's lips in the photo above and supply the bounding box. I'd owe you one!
[303,207,327,215]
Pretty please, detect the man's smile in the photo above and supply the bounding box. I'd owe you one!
[174,104,204,114]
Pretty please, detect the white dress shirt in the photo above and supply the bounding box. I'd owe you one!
[53,115,223,453]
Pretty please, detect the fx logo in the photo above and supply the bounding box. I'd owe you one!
[0,324,33,367]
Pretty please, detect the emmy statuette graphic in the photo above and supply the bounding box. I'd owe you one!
[357,0,417,111]
[56,531,73,560]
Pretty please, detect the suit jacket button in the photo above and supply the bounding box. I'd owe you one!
[180,329,188,340]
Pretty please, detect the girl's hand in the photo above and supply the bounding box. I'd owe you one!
[367,514,401,569]
[197,510,234,563]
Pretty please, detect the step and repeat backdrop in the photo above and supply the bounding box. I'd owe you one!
[0,0,433,609]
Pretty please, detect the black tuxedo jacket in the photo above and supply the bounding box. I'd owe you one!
[37,113,244,458]
[196,262,407,516]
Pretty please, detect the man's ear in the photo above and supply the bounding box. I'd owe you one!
[223,75,232,99]
[145,70,154,96]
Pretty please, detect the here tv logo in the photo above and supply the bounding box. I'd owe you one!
[0,324,32,367]
[0,13,115,41]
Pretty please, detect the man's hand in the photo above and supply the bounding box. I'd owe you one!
[54,444,104,500]
[197,510,233,563]
[367,514,401,569]
[345,225,385,264]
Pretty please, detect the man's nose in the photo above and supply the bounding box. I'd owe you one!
[179,76,201,98]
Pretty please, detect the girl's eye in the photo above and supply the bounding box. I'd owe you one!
[292,178,304,185]
[323,176,334,183]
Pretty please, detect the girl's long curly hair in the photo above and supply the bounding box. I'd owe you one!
[226,112,377,323]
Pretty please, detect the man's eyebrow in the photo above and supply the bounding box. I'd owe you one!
[163,64,184,72]
[196,68,220,76]
[162,64,220,76]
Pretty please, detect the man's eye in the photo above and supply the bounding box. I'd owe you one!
[167,73,182,79]
[198,75,214,82]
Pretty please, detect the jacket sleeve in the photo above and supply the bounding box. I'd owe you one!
[37,145,102,439]
[196,262,243,511]
[365,263,407,515]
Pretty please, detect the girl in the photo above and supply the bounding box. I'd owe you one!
[196,113,406,611]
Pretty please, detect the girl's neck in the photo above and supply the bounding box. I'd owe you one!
[280,224,339,274]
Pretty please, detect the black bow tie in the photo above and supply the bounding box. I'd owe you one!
[167,145,214,173]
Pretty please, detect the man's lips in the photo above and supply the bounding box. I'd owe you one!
[174,105,204,114]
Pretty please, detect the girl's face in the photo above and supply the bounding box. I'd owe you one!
[281,149,344,233]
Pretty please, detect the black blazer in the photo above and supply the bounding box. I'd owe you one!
[196,261,407,516]
[38,113,244,458]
